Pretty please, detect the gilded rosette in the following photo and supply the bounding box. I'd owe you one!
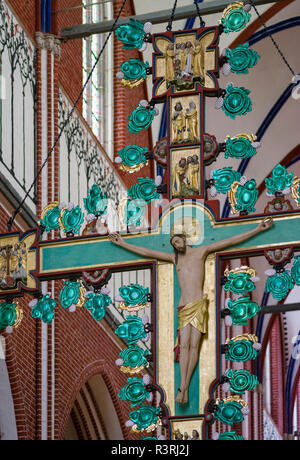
[227,333,259,344]
[220,2,245,21]
[291,176,300,206]
[227,181,240,214]
[119,160,149,174]
[224,266,256,279]
[218,395,248,408]
[118,301,149,313]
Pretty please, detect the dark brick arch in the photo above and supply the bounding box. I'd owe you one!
[58,360,133,440]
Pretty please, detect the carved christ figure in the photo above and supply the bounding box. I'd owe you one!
[109,217,273,405]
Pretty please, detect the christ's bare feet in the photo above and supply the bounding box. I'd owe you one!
[176,388,184,404]
[182,389,188,404]
[176,388,189,405]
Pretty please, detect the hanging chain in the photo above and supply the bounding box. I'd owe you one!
[166,0,178,31]
[194,0,205,28]
[7,0,128,231]
[249,0,295,78]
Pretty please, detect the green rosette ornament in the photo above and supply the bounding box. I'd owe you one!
[228,178,258,214]
[128,177,159,203]
[217,83,252,119]
[0,301,23,333]
[84,289,111,321]
[116,283,150,312]
[225,295,261,326]
[117,59,150,88]
[222,369,259,394]
[223,43,260,75]
[291,256,300,285]
[127,405,161,433]
[265,270,294,301]
[118,375,152,408]
[29,294,56,324]
[125,198,147,227]
[115,19,147,50]
[219,2,251,34]
[224,267,257,295]
[225,334,261,362]
[59,280,85,312]
[114,315,148,345]
[209,167,241,197]
[59,203,84,235]
[265,164,294,196]
[224,134,260,160]
[212,431,244,440]
[83,184,107,221]
[214,396,248,426]
[115,145,148,174]
[128,101,158,134]
[39,202,62,232]
[116,344,150,374]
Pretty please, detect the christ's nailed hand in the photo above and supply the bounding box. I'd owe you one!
[257,217,274,232]
[108,233,124,246]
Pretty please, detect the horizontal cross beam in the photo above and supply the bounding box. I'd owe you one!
[259,302,300,314]
[61,0,279,40]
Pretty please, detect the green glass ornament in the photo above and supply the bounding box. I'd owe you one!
[225,339,259,362]
[59,280,84,310]
[115,19,145,50]
[224,134,258,160]
[0,302,20,331]
[291,255,300,285]
[222,83,252,119]
[212,167,242,194]
[118,284,149,308]
[117,145,148,173]
[214,400,245,425]
[84,291,111,321]
[30,294,56,324]
[129,405,160,431]
[221,6,251,34]
[265,164,294,195]
[128,178,159,203]
[224,271,256,295]
[225,369,259,394]
[83,184,107,217]
[229,179,258,214]
[114,315,147,345]
[225,43,260,74]
[59,205,84,235]
[117,345,150,373]
[118,377,150,407]
[119,58,149,83]
[227,295,261,325]
[217,431,244,440]
[265,270,294,301]
[39,203,61,232]
[128,104,156,134]
[125,199,147,227]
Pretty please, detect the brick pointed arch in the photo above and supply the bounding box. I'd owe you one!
[58,360,136,440]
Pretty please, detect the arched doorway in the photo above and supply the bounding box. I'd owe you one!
[64,374,124,440]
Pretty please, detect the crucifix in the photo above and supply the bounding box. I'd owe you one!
[1,0,300,440]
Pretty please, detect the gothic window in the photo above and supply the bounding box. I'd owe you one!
[82,1,113,158]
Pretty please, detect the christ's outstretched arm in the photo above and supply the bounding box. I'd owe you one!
[203,217,273,255]
[109,233,175,264]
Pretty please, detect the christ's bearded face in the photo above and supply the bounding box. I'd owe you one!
[171,235,186,254]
